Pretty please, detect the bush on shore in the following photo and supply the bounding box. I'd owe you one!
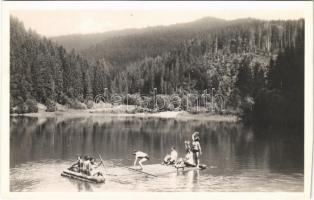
[46,99,57,112]
[10,98,38,114]
[68,99,87,109]
[25,99,38,113]
[86,100,94,109]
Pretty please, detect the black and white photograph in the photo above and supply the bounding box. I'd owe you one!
[1,1,313,198]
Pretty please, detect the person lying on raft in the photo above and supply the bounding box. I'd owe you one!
[133,150,149,170]
[162,147,178,165]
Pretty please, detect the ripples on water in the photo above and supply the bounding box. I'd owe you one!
[10,116,304,192]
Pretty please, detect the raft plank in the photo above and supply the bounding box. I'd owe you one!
[127,164,206,176]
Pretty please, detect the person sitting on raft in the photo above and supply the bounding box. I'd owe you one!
[69,155,83,172]
[175,141,196,168]
[133,150,149,170]
[79,156,103,176]
[162,147,178,165]
[184,140,196,167]
[81,156,91,175]
[88,157,103,177]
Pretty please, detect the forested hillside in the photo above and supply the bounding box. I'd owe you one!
[10,16,95,113]
[52,17,227,67]
[10,16,304,126]
[53,17,303,70]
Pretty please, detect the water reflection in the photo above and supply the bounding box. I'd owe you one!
[10,116,304,192]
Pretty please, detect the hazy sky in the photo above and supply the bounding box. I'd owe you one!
[10,2,306,37]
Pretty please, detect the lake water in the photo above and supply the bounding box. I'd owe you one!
[10,116,304,192]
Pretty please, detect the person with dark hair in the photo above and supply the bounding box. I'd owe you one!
[82,156,91,175]
[133,150,149,170]
[68,155,83,172]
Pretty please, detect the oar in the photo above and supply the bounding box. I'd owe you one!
[98,154,106,169]
[98,154,117,177]
[98,154,157,177]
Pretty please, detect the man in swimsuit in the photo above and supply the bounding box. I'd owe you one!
[133,150,150,170]
[82,156,91,175]
[69,155,83,172]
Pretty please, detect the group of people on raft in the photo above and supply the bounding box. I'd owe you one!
[68,155,104,177]
[133,131,202,170]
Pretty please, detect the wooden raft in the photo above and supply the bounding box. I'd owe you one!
[61,169,105,184]
[127,164,207,177]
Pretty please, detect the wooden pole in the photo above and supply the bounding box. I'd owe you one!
[98,154,157,177]
[125,166,157,178]
[98,154,117,177]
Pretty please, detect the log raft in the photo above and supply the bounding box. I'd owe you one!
[61,169,105,183]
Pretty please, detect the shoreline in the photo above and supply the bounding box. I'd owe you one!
[10,109,239,122]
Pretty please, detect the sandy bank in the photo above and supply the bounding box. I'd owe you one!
[10,108,238,122]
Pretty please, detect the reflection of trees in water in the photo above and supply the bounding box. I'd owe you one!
[66,178,101,192]
[252,126,304,174]
[10,116,303,176]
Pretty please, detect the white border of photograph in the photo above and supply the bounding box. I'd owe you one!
[1,1,313,200]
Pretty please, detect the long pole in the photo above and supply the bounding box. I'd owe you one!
[99,154,157,178]
[98,154,119,177]
[125,166,157,177]
[98,154,107,170]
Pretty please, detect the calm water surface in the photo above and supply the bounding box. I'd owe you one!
[10,116,304,192]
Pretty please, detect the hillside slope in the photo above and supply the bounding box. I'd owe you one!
[52,17,227,66]
[52,17,303,70]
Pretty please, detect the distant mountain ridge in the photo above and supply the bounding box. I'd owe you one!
[51,17,303,69]
[51,17,227,66]
[51,16,226,51]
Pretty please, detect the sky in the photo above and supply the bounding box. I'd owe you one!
[10,2,306,37]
